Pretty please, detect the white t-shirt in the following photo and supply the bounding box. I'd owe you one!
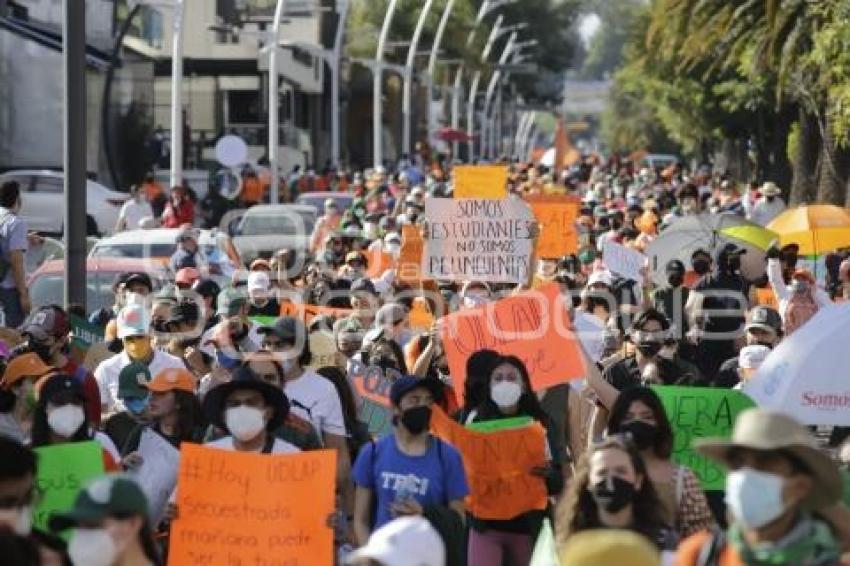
[206,435,299,454]
[94,350,185,413]
[118,199,154,230]
[284,369,347,441]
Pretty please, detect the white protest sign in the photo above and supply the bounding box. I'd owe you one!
[602,240,646,282]
[134,428,180,525]
[424,198,536,284]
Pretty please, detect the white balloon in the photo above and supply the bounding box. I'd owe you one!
[215,135,248,167]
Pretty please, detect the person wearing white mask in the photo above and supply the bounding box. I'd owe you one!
[49,475,157,566]
[31,374,121,470]
[677,408,845,565]
[459,281,492,310]
[382,232,402,257]
[202,365,298,454]
[464,355,564,566]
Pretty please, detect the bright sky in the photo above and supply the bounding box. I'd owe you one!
[578,13,601,47]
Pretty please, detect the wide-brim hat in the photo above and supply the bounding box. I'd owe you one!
[695,408,842,511]
[202,366,289,432]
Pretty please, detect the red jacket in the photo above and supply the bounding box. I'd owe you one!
[162,199,195,228]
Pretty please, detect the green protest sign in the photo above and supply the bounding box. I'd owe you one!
[33,441,106,536]
[652,386,755,490]
[466,416,533,433]
[69,314,105,362]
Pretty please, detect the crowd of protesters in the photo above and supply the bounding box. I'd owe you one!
[0,151,849,566]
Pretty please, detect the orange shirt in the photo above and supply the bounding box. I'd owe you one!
[241,177,265,204]
[676,531,743,566]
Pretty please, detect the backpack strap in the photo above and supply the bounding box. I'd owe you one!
[696,528,727,566]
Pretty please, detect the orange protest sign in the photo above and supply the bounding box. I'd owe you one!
[398,224,425,282]
[440,283,583,404]
[169,443,336,566]
[408,299,435,332]
[755,287,779,310]
[526,195,580,258]
[280,301,353,324]
[366,250,394,279]
[453,165,508,199]
[430,407,548,520]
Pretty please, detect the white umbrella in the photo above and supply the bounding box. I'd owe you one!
[743,302,850,425]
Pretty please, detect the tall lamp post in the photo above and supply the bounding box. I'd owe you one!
[268,0,288,204]
[373,0,400,169]
[401,0,435,157]
[425,0,456,148]
[482,40,535,158]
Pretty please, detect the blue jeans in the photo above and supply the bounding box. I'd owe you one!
[0,287,24,328]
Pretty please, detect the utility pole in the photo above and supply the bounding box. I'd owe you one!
[63,0,86,309]
[373,0,399,169]
[402,0,435,156]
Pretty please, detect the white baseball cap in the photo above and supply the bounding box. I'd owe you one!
[247,271,270,292]
[117,304,150,339]
[587,269,614,288]
[345,516,445,566]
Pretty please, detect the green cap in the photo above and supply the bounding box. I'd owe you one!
[117,362,151,399]
[216,287,247,317]
[49,475,149,531]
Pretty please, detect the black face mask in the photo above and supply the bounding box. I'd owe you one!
[621,420,659,451]
[29,340,53,364]
[397,405,432,435]
[692,259,711,275]
[590,476,636,513]
[667,273,684,287]
[636,341,662,358]
[727,256,742,272]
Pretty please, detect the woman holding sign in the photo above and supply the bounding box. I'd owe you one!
[606,387,715,539]
[465,355,565,566]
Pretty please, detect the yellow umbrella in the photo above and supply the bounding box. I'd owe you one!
[766,204,850,256]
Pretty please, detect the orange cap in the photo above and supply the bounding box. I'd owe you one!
[146,368,195,393]
[0,353,53,390]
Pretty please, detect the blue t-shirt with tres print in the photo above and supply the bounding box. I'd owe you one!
[352,433,469,530]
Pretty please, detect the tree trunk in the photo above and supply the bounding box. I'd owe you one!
[763,105,793,191]
[816,109,847,205]
[790,108,820,205]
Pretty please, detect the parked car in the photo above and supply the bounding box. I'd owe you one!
[28,258,170,316]
[295,191,354,214]
[231,204,317,264]
[88,228,243,284]
[0,170,128,236]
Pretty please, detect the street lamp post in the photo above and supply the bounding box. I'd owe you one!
[374,0,400,169]
[480,32,516,159]
[268,0,288,204]
[425,0,456,148]
[402,0,435,157]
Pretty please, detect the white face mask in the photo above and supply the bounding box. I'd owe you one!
[725,467,786,529]
[68,528,117,566]
[385,242,401,256]
[0,505,32,536]
[225,406,266,442]
[364,222,379,240]
[47,404,85,437]
[491,381,523,408]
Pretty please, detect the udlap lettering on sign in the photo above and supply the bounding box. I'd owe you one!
[169,444,336,566]
[424,198,536,284]
[452,165,508,199]
[652,385,755,490]
[441,283,584,404]
[430,407,548,520]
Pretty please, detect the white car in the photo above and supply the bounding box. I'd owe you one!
[88,228,243,283]
[0,170,128,236]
